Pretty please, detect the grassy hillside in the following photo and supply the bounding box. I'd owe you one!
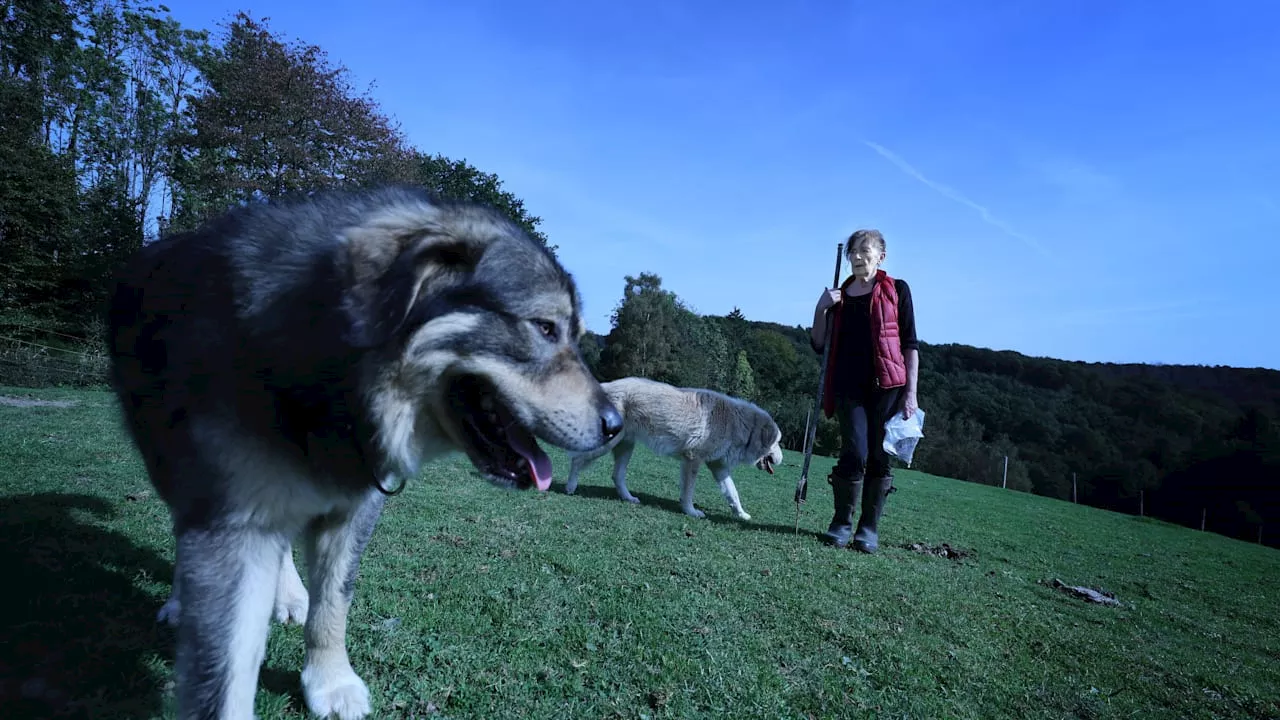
[1,386,1277,719]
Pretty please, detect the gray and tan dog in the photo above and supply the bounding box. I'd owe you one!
[106,185,622,720]
[563,377,784,520]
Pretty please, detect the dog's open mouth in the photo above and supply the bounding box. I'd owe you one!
[758,456,776,475]
[449,376,553,491]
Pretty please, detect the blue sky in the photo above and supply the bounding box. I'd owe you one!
[163,1,1279,369]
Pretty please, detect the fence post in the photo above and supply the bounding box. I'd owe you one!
[1001,455,1008,489]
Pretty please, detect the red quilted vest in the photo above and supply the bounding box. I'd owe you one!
[821,269,908,418]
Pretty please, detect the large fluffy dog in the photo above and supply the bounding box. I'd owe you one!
[563,377,784,520]
[105,186,622,720]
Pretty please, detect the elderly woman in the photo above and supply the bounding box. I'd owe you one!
[809,229,920,552]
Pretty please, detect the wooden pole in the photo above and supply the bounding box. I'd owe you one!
[1001,455,1008,489]
[1072,472,1077,503]
[1201,507,1207,531]
[1139,489,1144,517]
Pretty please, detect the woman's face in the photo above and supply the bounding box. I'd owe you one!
[849,240,886,279]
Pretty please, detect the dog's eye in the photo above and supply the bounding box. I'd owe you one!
[533,319,557,340]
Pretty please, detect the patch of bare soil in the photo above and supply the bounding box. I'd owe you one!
[0,395,77,408]
[901,542,976,561]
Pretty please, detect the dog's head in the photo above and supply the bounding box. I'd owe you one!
[752,415,785,476]
[338,189,622,491]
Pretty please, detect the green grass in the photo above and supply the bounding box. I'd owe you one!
[2,385,1278,720]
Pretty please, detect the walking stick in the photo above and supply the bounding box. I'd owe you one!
[794,242,844,534]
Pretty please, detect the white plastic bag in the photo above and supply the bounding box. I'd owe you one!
[883,407,925,467]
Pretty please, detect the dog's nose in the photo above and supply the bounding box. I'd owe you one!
[599,403,623,440]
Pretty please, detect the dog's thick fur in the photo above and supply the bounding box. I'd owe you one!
[105,185,622,720]
[563,377,784,520]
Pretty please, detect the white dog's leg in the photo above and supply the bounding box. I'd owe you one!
[707,460,750,521]
[301,491,384,720]
[162,545,309,629]
[564,452,591,495]
[172,525,285,720]
[274,543,309,625]
[679,458,705,518]
[611,440,640,503]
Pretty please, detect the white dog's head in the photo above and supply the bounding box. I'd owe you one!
[752,417,784,475]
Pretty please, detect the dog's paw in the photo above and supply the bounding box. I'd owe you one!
[302,656,371,720]
[273,577,309,625]
[273,591,308,625]
[684,507,706,519]
[620,493,641,504]
[736,511,752,521]
[156,595,180,627]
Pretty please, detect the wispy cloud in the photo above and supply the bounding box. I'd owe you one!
[863,140,1054,259]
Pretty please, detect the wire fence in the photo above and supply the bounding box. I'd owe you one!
[0,318,110,389]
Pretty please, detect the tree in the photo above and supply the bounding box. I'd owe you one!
[1,3,550,334]
[579,331,604,379]
[0,0,80,316]
[599,273,684,383]
[728,350,756,401]
[407,152,549,249]
[741,328,802,401]
[167,12,411,230]
[670,310,730,392]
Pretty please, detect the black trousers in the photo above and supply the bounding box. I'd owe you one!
[831,384,903,482]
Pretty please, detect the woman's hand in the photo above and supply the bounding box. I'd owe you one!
[815,288,842,313]
[900,390,918,419]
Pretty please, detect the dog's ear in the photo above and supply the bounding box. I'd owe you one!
[341,225,486,349]
[758,417,778,450]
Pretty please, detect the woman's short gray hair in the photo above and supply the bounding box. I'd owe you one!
[846,229,886,257]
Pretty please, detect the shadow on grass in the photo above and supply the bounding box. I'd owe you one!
[259,666,308,711]
[554,482,827,540]
[0,493,173,719]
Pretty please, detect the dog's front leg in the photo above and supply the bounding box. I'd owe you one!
[172,524,287,720]
[706,460,751,521]
[611,439,641,503]
[679,458,705,518]
[158,561,182,627]
[564,453,586,495]
[274,543,309,625]
[300,489,385,720]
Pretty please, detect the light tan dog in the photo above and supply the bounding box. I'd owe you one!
[563,377,783,520]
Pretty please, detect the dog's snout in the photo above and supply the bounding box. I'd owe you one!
[599,402,624,440]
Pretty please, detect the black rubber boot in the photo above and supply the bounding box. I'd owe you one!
[820,472,863,547]
[852,475,894,553]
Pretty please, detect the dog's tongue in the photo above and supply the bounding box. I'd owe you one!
[505,426,553,491]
